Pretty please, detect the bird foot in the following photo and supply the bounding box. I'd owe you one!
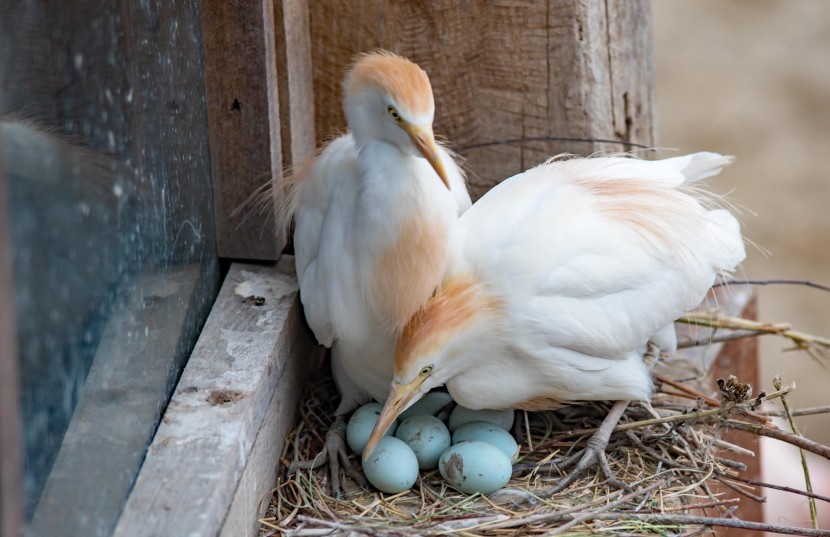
[541,435,632,497]
[541,400,633,498]
[287,418,367,498]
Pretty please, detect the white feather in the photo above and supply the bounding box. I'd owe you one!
[414,153,745,409]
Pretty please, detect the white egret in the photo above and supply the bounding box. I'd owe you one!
[364,152,745,493]
[286,51,471,494]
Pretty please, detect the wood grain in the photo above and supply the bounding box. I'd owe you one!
[308,0,656,200]
[273,0,317,168]
[200,1,284,260]
[112,259,322,537]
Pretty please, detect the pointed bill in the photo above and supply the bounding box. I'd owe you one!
[363,379,426,461]
[404,124,450,189]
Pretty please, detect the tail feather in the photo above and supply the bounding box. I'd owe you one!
[666,151,736,183]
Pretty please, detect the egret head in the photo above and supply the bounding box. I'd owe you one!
[363,278,499,460]
[343,50,449,188]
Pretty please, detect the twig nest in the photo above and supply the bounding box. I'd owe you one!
[361,436,419,494]
[439,441,512,494]
[395,415,451,470]
[448,405,515,432]
[346,402,397,455]
[452,421,520,463]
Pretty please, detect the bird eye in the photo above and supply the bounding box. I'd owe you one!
[387,106,401,121]
[420,366,433,376]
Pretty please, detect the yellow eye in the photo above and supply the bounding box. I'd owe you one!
[388,106,402,121]
[420,366,433,376]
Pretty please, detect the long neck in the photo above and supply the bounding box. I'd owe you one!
[355,141,458,331]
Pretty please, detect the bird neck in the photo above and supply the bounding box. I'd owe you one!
[352,139,460,331]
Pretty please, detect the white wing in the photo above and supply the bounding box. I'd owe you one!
[455,153,745,359]
[291,135,361,347]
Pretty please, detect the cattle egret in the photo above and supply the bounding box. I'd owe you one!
[286,51,471,493]
[364,152,745,493]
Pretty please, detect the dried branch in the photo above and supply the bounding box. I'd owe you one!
[774,376,819,529]
[564,385,793,437]
[677,312,830,365]
[720,472,830,504]
[760,405,830,418]
[591,513,830,536]
[723,420,830,460]
[677,330,764,349]
[712,278,830,294]
[543,482,663,536]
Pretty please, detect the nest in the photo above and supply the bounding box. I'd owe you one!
[260,306,830,536]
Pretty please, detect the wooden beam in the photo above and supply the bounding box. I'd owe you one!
[308,0,655,200]
[0,111,23,537]
[28,265,204,537]
[113,259,322,537]
[709,294,764,537]
[200,0,285,260]
[273,0,317,168]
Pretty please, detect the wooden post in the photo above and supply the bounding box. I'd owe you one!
[0,117,23,537]
[200,0,316,260]
[308,0,655,199]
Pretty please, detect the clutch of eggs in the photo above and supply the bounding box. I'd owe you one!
[347,396,516,494]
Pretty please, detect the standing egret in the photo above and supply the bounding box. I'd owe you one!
[364,152,745,493]
[286,51,471,494]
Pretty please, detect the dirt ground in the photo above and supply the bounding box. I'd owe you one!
[654,0,830,528]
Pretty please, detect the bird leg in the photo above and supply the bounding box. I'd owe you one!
[542,399,632,497]
[287,416,367,498]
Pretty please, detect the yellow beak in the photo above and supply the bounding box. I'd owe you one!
[404,124,450,189]
[363,379,426,461]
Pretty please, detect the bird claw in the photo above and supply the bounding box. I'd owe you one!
[287,418,367,498]
[541,441,632,497]
[540,400,634,497]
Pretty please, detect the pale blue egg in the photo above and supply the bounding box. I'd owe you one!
[395,415,451,470]
[362,436,419,494]
[438,441,512,494]
[448,405,514,432]
[452,421,519,463]
[399,391,453,422]
[346,402,397,455]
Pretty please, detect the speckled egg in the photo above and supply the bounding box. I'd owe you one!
[346,402,397,455]
[399,391,454,422]
[452,421,520,463]
[395,415,451,470]
[362,436,419,494]
[448,405,515,432]
[438,441,512,494]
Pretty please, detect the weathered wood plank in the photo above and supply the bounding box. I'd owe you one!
[0,120,23,537]
[28,265,203,537]
[273,0,316,169]
[113,258,322,537]
[200,1,284,260]
[308,0,655,200]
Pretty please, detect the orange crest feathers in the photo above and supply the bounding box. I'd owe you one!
[395,277,499,372]
[344,50,434,118]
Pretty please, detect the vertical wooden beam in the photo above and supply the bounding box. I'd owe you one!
[200,0,285,260]
[308,0,655,200]
[0,112,23,537]
[709,295,764,537]
[273,0,316,168]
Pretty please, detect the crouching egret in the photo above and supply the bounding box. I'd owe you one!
[364,152,745,494]
[286,51,471,494]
